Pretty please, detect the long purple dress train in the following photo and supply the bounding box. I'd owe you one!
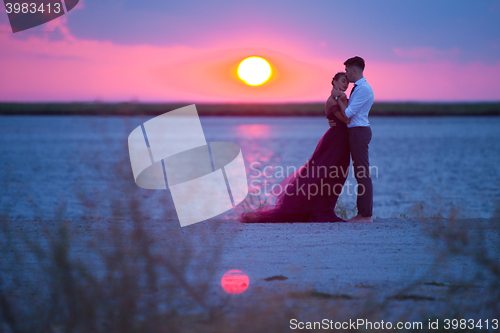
[240,106,350,223]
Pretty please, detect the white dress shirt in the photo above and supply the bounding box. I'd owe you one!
[345,77,374,128]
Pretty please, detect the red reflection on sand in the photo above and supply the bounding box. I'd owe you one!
[236,124,271,137]
[221,269,249,294]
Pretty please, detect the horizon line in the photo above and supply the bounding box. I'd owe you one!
[1,100,500,104]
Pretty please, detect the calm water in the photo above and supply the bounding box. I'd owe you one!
[1,115,499,220]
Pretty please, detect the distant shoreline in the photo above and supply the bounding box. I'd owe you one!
[1,102,499,116]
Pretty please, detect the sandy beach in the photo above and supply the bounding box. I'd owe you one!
[2,215,499,331]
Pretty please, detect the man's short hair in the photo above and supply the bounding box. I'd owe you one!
[344,56,365,71]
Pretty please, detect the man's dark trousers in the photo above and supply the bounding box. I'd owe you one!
[348,126,372,217]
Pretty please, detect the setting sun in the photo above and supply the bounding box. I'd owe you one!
[237,56,272,86]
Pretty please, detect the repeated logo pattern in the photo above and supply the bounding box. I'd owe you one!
[128,104,248,227]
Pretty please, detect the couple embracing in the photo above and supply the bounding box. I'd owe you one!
[241,56,374,223]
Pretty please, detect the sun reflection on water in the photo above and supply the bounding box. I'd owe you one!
[221,269,249,294]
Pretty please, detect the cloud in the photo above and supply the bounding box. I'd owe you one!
[41,15,76,42]
[40,0,84,41]
[367,59,500,101]
[0,19,498,102]
[0,21,343,102]
[393,47,460,61]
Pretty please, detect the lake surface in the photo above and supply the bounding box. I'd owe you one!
[1,115,499,220]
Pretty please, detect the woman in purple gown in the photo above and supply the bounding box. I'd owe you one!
[240,72,351,223]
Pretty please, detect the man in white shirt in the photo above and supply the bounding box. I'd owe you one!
[331,56,374,223]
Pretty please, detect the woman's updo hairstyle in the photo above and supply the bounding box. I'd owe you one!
[331,72,346,86]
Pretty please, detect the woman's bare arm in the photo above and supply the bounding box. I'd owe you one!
[325,95,337,119]
[334,110,350,124]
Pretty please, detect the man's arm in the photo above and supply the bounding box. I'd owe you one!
[343,86,372,118]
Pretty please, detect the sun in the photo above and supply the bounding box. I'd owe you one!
[237,56,272,86]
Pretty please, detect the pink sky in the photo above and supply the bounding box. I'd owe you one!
[0,19,499,103]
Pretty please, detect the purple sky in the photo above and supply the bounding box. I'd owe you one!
[1,0,499,102]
